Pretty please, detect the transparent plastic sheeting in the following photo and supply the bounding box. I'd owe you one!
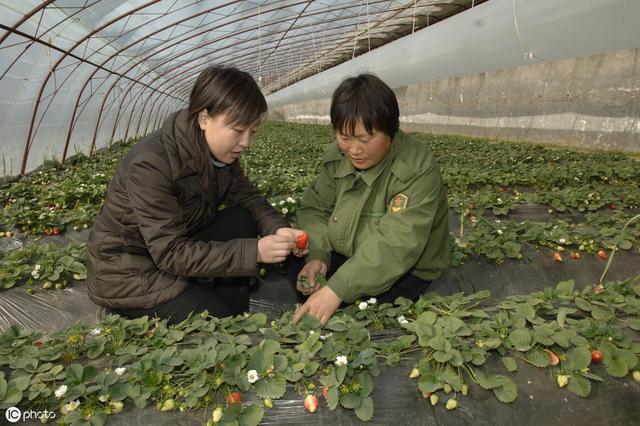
[0,0,474,176]
[267,0,640,108]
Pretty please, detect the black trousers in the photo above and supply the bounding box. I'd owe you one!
[111,206,258,325]
[287,251,431,306]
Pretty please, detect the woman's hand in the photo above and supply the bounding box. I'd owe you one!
[293,286,341,326]
[257,234,294,263]
[276,227,309,256]
[296,259,328,295]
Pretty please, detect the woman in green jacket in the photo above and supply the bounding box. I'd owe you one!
[291,74,450,326]
[87,65,305,324]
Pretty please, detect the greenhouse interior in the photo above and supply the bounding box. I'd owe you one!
[1,0,639,425]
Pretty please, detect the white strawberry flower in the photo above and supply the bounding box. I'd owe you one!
[90,328,101,336]
[559,238,566,244]
[496,229,503,235]
[64,400,80,412]
[282,208,288,214]
[397,315,409,325]
[335,355,348,367]
[319,332,333,341]
[367,297,377,305]
[247,369,259,384]
[287,197,296,203]
[98,394,109,403]
[54,384,68,398]
[358,302,368,310]
[114,367,126,376]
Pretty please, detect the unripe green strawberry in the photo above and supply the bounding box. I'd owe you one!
[443,383,452,394]
[633,371,640,383]
[409,368,420,379]
[557,375,569,388]
[430,394,439,406]
[160,399,175,411]
[446,399,458,410]
[461,384,468,396]
[264,398,273,409]
[212,406,223,423]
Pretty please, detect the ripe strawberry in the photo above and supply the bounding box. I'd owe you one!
[295,232,308,250]
[546,349,560,366]
[610,203,616,209]
[304,394,319,413]
[468,215,477,223]
[597,250,608,260]
[225,392,241,405]
[591,350,603,364]
[322,387,328,400]
[52,228,62,235]
[552,252,563,263]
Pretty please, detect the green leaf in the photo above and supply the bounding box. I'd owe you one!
[508,329,532,351]
[254,376,286,399]
[340,392,362,409]
[326,386,339,410]
[0,377,6,400]
[501,357,518,372]
[493,376,517,403]
[567,374,591,397]
[1,387,22,407]
[563,347,591,371]
[355,396,374,421]
[526,349,550,368]
[555,280,575,296]
[66,363,84,384]
[428,336,450,352]
[574,297,592,312]
[626,318,640,330]
[591,305,614,321]
[238,404,264,426]
[604,356,628,378]
[475,372,499,390]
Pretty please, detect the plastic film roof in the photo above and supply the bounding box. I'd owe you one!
[0,0,482,175]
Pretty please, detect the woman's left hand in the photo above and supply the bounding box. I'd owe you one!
[276,227,309,257]
[292,286,341,326]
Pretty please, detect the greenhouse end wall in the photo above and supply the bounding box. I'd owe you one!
[268,48,640,154]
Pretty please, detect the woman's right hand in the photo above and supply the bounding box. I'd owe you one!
[257,234,294,263]
[297,259,328,295]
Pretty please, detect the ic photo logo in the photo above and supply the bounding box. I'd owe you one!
[4,406,57,423]
[5,406,21,423]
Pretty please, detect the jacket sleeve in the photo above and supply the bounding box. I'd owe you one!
[326,167,446,303]
[126,154,258,278]
[224,162,289,236]
[295,161,337,266]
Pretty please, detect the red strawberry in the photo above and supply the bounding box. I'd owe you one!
[591,350,603,364]
[304,394,319,413]
[322,387,328,400]
[597,250,608,260]
[295,232,308,250]
[552,252,563,263]
[226,392,242,405]
[52,228,62,235]
[610,203,616,209]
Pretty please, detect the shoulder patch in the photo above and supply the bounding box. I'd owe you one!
[388,193,409,213]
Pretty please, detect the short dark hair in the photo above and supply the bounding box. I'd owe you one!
[330,73,399,139]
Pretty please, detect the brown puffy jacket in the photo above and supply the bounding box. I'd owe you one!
[86,109,288,309]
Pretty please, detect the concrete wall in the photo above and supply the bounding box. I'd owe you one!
[268,48,640,154]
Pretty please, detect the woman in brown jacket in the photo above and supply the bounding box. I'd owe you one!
[86,65,305,324]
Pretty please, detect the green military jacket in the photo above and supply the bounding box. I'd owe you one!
[296,130,450,303]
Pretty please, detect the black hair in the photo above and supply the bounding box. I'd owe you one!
[187,65,267,190]
[330,73,399,139]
